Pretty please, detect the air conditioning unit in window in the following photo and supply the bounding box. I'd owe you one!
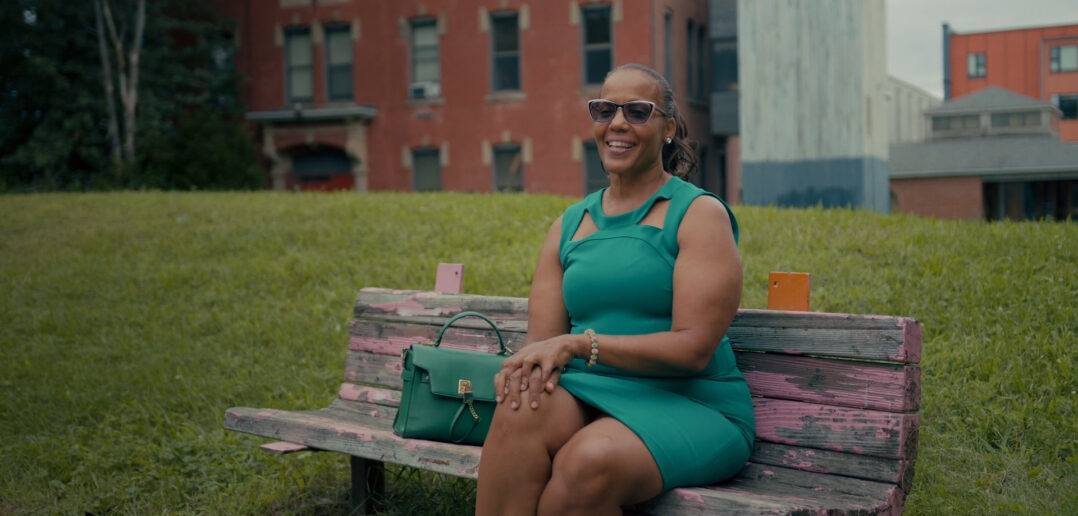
[410,81,441,100]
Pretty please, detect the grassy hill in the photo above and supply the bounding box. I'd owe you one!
[1,192,1074,515]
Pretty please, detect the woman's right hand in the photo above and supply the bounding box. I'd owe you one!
[494,334,580,410]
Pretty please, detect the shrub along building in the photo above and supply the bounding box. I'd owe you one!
[208,0,721,196]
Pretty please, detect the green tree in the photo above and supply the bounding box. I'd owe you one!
[1,1,109,190]
[0,0,262,191]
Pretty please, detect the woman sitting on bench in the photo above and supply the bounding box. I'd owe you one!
[476,63,756,515]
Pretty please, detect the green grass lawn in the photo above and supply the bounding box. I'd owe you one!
[1,192,1075,515]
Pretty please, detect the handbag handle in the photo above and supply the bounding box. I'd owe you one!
[435,311,509,355]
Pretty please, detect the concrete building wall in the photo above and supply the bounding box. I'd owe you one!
[891,176,984,220]
[887,76,941,144]
[738,0,889,211]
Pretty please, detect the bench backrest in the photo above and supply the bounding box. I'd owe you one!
[345,288,921,494]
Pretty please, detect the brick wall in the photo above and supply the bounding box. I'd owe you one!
[891,176,984,220]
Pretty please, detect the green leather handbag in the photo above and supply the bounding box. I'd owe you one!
[392,311,509,445]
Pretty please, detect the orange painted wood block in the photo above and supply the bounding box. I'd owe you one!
[767,271,811,311]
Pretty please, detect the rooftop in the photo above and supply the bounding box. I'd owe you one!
[891,135,1078,180]
[927,86,1055,115]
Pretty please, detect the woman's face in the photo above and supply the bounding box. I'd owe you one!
[592,69,675,178]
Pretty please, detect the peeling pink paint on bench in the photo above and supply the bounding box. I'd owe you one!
[782,449,815,469]
[403,439,435,452]
[350,335,424,355]
[753,399,914,459]
[338,384,401,404]
[368,297,462,317]
[672,488,704,503]
[897,319,922,363]
[457,465,480,475]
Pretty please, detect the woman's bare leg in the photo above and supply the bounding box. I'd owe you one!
[537,416,664,516]
[476,387,592,516]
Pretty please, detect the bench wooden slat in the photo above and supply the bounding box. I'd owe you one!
[225,406,484,478]
[352,290,921,363]
[750,442,915,492]
[349,319,526,354]
[753,399,918,460]
[636,463,902,515]
[355,288,529,321]
[737,353,921,412]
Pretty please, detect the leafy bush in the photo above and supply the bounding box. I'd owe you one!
[0,192,1074,515]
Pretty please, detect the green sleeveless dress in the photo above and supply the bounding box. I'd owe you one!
[556,176,755,491]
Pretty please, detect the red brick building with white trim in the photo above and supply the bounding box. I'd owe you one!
[210,0,721,196]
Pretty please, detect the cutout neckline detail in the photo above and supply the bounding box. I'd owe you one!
[590,178,677,229]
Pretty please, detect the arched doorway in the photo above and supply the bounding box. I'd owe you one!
[289,147,354,191]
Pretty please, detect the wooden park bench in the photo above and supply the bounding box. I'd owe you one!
[224,266,922,514]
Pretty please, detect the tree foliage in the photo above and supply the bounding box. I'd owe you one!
[0,0,262,191]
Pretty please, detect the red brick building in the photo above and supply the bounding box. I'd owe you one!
[945,22,1078,141]
[210,0,715,195]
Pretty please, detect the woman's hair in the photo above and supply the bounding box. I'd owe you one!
[605,63,697,179]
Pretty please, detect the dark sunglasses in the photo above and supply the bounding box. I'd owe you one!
[587,99,670,125]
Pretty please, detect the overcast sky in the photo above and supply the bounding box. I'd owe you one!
[887,0,1077,98]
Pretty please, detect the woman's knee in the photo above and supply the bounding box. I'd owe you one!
[488,389,569,438]
[548,434,620,498]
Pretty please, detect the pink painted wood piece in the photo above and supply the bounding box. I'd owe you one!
[434,263,464,294]
[259,441,309,454]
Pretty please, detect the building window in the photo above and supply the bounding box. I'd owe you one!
[581,4,612,86]
[285,27,313,103]
[967,52,986,78]
[583,142,606,194]
[696,24,707,99]
[712,36,738,92]
[412,148,441,191]
[490,12,521,91]
[210,32,237,108]
[985,180,1078,221]
[1050,45,1078,73]
[325,25,353,101]
[932,114,979,131]
[990,111,1040,128]
[1053,94,1078,120]
[663,10,672,86]
[686,20,695,98]
[410,18,440,99]
[493,144,524,192]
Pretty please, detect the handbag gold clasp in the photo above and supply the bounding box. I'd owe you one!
[458,379,472,395]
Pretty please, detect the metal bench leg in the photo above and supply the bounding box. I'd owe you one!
[350,456,385,515]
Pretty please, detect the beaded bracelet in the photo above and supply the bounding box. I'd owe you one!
[583,329,599,367]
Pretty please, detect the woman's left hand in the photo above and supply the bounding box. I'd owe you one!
[496,334,580,410]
